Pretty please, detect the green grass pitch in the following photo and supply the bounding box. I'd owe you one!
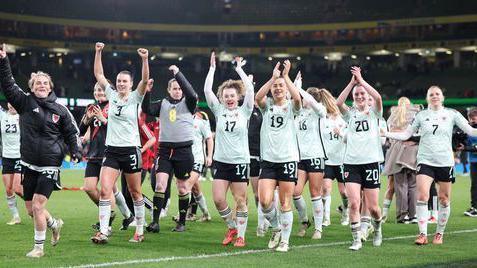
[0,170,476,267]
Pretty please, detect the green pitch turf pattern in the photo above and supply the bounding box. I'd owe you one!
[0,170,476,267]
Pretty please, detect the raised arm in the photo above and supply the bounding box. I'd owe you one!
[234,56,254,110]
[203,52,219,108]
[336,74,356,113]
[294,71,326,117]
[351,66,382,114]
[94,42,109,89]
[454,111,477,137]
[136,48,149,96]
[255,62,280,109]
[384,125,415,141]
[282,60,301,111]
[141,78,162,116]
[169,65,198,113]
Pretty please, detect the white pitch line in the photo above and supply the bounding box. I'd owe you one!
[63,228,477,268]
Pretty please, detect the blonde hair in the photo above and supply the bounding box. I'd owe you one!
[306,87,340,116]
[217,79,245,103]
[28,71,54,90]
[393,97,411,129]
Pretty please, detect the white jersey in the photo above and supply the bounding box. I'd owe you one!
[411,107,469,167]
[343,107,384,165]
[105,85,144,147]
[0,110,20,158]
[192,116,212,165]
[260,98,300,163]
[321,116,346,165]
[211,103,252,164]
[295,108,325,160]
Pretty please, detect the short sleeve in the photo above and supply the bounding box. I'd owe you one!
[200,120,212,139]
[240,102,253,118]
[210,103,223,116]
[259,97,271,114]
[130,90,145,104]
[105,84,114,100]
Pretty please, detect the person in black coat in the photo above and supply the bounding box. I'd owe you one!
[0,44,81,258]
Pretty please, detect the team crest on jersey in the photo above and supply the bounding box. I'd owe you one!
[344,172,349,178]
[52,114,60,123]
[442,116,447,121]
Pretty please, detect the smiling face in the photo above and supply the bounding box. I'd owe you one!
[31,75,52,98]
[168,80,183,100]
[352,85,368,110]
[271,77,287,102]
[115,72,133,95]
[426,86,444,108]
[93,83,107,102]
[222,87,239,109]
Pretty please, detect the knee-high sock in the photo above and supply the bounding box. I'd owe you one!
[262,204,279,229]
[360,216,371,234]
[98,199,111,235]
[293,196,308,223]
[6,195,19,217]
[382,198,392,218]
[194,193,209,215]
[152,192,165,224]
[133,199,145,235]
[257,203,266,228]
[34,229,46,250]
[178,193,190,225]
[312,196,323,232]
[322,194,331,221]
[280,210,293,244]
[114,191,131,218]
[351,222,361,242]
[219,206,236,229]
[436,202,451,234]
[416,200,429,235]
[236,210,248,238]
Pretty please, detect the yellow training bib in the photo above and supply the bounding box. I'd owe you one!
[169,108,177,122]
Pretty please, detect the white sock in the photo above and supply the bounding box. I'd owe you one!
[322,194,331,221]
[273,189,280,217]
[436,202,450,234]
[6,195,19,218]
[383,198,392,217]
[293,196,308,223]
[219,206,236,229]
[46,216,58,230]
[372,217,382,232]
[114,191,131,218]
[280,210,293,244]
[236,210,248,239]
[360,216,371,234]
[262,205,279,229]
[34,229,46,250]
[257,203,265,229]
[99,199,111,235]
[312,196,323,232]
[351,222,361,242]
[194,193,209,215]
[416,201,428,235]
[133,199,145,235]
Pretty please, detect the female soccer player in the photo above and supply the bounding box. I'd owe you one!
[384,86,477,245]
[142,63,198,233]
[0,44,81,258]
[383,97,420,223]
[1,103,23,225]
[187,110,213,222]
[292,73,327,239]
[256,60,301,252]
[204,52,253,247]
[319,90,349,227]
[79,83,135,234]
[336,66,384,251]
[91,42,149,243]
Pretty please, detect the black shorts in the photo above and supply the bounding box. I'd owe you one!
[2,158,22,174]
[259,161,298,183]
[417,164,455,183]
[249,157,261,178]
[192,162,205,174]
[343,162,380,189]
[324,165,344,183]
[102,146,142,174]
[22,167,61,201]
[156,146,193,180]
[213,161,249,183]
[298,158,325,173]
[85,160,102,178]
